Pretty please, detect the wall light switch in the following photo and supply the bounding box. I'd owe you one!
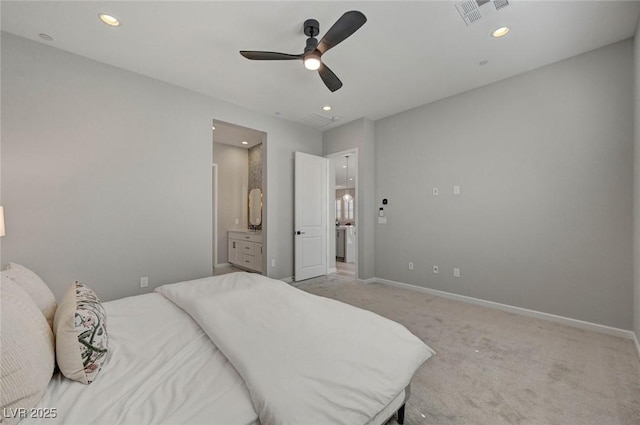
[235,218,240,224]
[433,265,439,274]
[433,187,439,196]
[140,277,149,288]
[453,185,461,195]
[271,259,276,267]
[378,216,387,224]
[453,268,461,278]
[408,262,414,271]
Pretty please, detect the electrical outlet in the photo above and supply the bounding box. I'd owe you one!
[408,262,414,271]
[453,268,461,278]
[140,277,149,288]
[433,265,439,274]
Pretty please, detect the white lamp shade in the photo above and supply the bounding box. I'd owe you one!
[0,206,5,236]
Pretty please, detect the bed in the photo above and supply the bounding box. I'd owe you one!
[2,270,435,425]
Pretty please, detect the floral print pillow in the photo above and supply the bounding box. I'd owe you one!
[74,282,108,382]
[54,281,108,384]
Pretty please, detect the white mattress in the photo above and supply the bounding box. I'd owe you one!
[23,293,259,425]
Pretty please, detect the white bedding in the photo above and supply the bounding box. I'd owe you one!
[24,273,433,425]
[23,292,259,425]
[157,272,435,425]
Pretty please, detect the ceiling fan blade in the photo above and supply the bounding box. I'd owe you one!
[240,51,302,60]
[317,11,367,55]
[318,63,343,92]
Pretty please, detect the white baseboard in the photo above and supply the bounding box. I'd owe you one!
[375,278,637,341]
[358,277,377,284]
[328,267,337,274]
[281,277,293,283]
[633,332,640,362]
[215,262,231,268]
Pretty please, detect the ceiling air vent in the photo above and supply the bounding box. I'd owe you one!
[298,114,334,129]
[456,0,510,25]
[456,0,483,24]
[494,0,509,11]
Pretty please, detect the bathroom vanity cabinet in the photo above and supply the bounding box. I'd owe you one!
[336,228,345,259]
[336,226,355,263]
[228,230,263,273]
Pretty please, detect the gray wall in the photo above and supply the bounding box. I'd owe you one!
[375,40,634,329]
[634,25,640,340]
[1,33,322,300]
[213,143,248,264]
[323,118,376,280]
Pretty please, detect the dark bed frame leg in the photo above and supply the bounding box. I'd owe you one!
[397,404,405,425]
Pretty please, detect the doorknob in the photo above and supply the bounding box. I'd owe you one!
[295,231,306,235]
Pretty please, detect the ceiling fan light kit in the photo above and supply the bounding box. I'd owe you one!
[240,11,367,92]
[304,55,321,71]
[302,20,322,70]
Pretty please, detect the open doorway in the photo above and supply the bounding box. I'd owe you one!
[212,120,266,274]
[327,149,357,279]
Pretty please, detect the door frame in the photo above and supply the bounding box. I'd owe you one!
[212,163,219,270]
[212,119,268,274]
[326,148,358,281]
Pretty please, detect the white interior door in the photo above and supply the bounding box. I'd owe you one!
[294,151,328,281]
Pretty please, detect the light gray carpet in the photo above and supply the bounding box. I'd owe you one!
[295,275,640,425]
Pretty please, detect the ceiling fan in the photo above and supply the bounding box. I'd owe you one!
[240,11,367,92]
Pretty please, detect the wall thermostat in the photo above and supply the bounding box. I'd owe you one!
[382,199,388,205]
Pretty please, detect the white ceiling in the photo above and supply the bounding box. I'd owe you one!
[213,120,265,149]
[2,1,639,130]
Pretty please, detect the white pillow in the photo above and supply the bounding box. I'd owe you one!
[1,277,55,425]
[54,281,108,384]
[2,263,57,329]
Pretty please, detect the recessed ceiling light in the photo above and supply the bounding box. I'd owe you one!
[241,141,248,145]
[98,13,120,27]
[38,33,54,41]
[491,26,510,38]
[323,106,332,111]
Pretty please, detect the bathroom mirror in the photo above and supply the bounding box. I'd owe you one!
[249,188,262,226]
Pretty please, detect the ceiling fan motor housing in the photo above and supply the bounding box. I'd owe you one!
[303,19,319,37]
[305,37,319,53]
